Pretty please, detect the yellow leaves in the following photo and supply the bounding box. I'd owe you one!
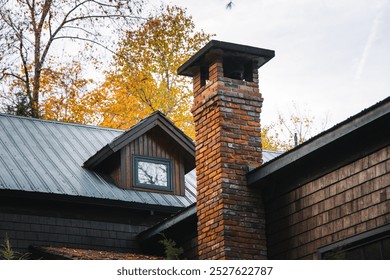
[261,124,284,151]
[39,60,94,124]
[263,104,329,151]
[94,5,213,138]
[18,4,212,140]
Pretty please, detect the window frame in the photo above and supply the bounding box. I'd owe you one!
[317,224,390,260]
[132,155,173,192]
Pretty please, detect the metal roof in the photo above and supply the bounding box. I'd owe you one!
[262,149,283,163]
[0,113,281,211]
[0,114,196,210]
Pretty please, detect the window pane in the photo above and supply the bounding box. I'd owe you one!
[381,237,390,260]
[363,241,381,260]
[323,250,347,260]
[321,232,390,260]
[345,248,363,260]
[137,161,168,186]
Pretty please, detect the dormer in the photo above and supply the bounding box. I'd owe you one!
[83,111,195,196]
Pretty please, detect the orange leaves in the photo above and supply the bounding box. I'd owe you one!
[39,60,94,124]
[94,5,213,138]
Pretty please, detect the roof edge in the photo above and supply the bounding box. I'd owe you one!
[248,97,390,186]
[0,113,123,132]
[138,203,196,241]
[0,189,184,213]
[83,111,195,169]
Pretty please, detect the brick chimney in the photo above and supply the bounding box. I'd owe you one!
[178,40,275,259]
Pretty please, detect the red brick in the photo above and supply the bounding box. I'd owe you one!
[192,58,266,260]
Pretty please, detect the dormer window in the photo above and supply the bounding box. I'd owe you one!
[133,156,172,191]
[83,111,195,196]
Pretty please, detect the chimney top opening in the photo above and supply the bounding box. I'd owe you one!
[177,40,275,79]
[223,56,254,82]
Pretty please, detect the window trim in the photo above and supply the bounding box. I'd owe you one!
[132,155,173,192]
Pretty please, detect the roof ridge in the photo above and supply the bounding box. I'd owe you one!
[122,110,194,144]
[0,113,123,132]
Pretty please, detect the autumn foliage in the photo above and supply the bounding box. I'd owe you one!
[0,0,144,118]
[80,6,212,138]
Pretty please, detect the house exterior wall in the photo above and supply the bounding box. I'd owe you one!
[0,197,168,254]
[0,212,147,253]
[264,146,390,259]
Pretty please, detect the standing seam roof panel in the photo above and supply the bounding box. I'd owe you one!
[25,119,81,196]
[42,121,107,198]
[39,121,105,198]
[0,114,197,209]
[0,118,56,193]
[0,149,25,191]
[43,122,124,199]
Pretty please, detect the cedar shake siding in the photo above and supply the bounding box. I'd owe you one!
[264,146,389,259]
[248,96,390,259]
[0,194,169,253]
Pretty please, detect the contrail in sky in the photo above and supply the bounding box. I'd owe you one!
[355,2,387,80]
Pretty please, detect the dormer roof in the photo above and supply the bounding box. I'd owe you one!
[83,111,195,173]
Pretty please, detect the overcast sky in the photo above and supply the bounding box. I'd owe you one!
[159,0,390,129]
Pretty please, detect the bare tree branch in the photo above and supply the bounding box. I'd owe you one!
[52,35,116,54]
[0,0,145,117]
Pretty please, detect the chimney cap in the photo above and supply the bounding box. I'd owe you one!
[177,40,275,77]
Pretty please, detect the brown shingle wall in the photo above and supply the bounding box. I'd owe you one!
[0,199,169,255]
[0,212,148,253]
[265,146,390,259]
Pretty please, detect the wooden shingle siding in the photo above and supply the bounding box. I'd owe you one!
[108,127,186,195]
[0,195,171,254]
[0,212,149,253]
[265,146,390,259]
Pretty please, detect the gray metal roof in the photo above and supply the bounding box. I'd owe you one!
[0,113,281,210]
[262,149,283,163]
[0,114,196,210]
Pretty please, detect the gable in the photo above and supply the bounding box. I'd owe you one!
[84,111,195,196]
[95,126,192,196]
[83,111,195,171]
